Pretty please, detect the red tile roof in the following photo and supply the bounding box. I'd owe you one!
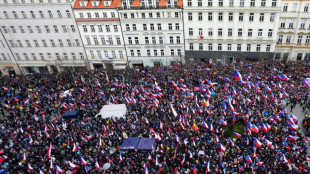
[73,0,122,9]
[177,0,183,7]
[158,0,166,7]
[132,0,140,7]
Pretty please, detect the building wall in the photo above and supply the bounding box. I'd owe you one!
[0,3,87,74]
[183,0,281,62]
[119,8,185,67]
[276,0,310,61]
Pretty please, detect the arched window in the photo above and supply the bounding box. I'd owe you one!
[3,11,9,19]
[12,11,18,18]
[66,10,71,18]
[57,10,62,18]
[39,11,44,18]
[48,10,53,18]
[30,11,36,18]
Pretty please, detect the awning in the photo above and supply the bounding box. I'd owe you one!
[120,137,140,150]
[136,138,156,150]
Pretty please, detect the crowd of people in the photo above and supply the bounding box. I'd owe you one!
[0,60,310,173]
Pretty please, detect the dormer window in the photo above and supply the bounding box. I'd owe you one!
[80,1,88,7]
[92,1,99,7]
[104,0,112,7]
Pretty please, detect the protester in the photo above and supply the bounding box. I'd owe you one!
[0,60,310,173]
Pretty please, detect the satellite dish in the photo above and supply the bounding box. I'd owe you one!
[103,163,111,170]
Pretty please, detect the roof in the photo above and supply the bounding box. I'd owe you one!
[73,0,122,9]
[158,0,166,7]
[177,0,183,7]
[132,0,140,7]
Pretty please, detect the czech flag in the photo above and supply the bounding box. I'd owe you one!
[80,103,85,108]
[69,161,77,169]
[95,161,101,170]
[280,73,289,81]
[234,132,241,138]
[202,121,208,129]
[233,69,242,81]
[192,164,197,174]
[23,152,27,161]
[220,119,227,126]
[175,134,181,143]
[265,85,272,92]
[188,150,193,158]
[256,158,263,166]
[249,124,259,133]
[56,165,63,173]
[253,138,262,149]
[148,153,152,160]
[220,143,226,153]
[206,161,210,173]
[283,141,291,150]
[232,117,237,124]
[245,155,252,163]
[73,143,78,152]
[80,156,87,165]
[181,156,185,165]
[28,164,33,171]
[265,139,272,148]
[229,138,234,146]
[47,143,52,159]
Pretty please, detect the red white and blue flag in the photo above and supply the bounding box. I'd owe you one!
[232,69,242,81]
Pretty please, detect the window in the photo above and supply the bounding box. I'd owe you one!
[198,13,203,21]
[13,11,18,18]
[240,0,244,7]
[22,11,27,18]
[103,12,107,18]
[82,25,87,32]
[208,0,212,6]
[128,37,132,44]
[66,10,71,18]
[62,25,67,32]
[132,24,137,31]
[218,44,222,51]
[104,51,108,58]
[137,50,141,56]
[286,35,291,43]
[154,50,158,56]
[228,28,232,36]
[93,37,99,45]
[159,37,163,44]
[249,13,254,22]
[157,12,160,18]
[30,11,36,18]
[126,24,130,31]
[28,26,33,33]
[135,37,139,44]
[3,11,9,19]
[152,37,156,44]
[208,43,212,51]
[250,0,255,6]
[301,20,306,28]
[96,25,102,32]
[248,29,252,36]
[280,19,285,28]
[208,28,213,36]
[67,39,72,46]
[86,38,91,45]
[218,28,222,36]
[147,50,151,56]
[149,13,153,18]
[50,39,55,47]
[189,43,194,50]
[10,26,16,33]
[143,24,147,30]
[100,37,106,45]
[59,39,64,46]
[199,28,203,36]
[228,44,232,51]
[188,0,192,6]
[229,0,234,6]
[219,0,223,6]
[283,3,288,12]
[114,25,118,32]
[272,0,277,7]
[79,13,84,18]
[198,0,202,6]
[176,36,180,44]
[170,49,175,56]
[42,40,47,47]
[229,13,233,21]
[256,44,261,52]
[306,36,310,44]
[278,35,283,43]
[150,24,154,30]
[111,12,115,18]
[239,13,243,21]
[9,40,14,47]
[238,29,242,36]
[189,28,193,36]
[208,13,212,21]
[237,44,241,51]
[36,26,41,33]
[292,3,297,12]
[175,12,179,18]
[268,29,273,37]
[258,29,262,36]
[15,53,20,60]
[247,44,251,51]
[199,43,203,50]
[158,24,162,30]
[87,13,91,18]
[161,50,165,56]
[106,25,110,32]
[169,23,173,30]
[17,40,23,47]
[95,12,99,18]
[259,13,264,22]
[188,13,192,21]
[23,53,29,60]
[31,53,37,60]
[297,35,302,44]
[305,3,309,12]
[75,39,80,46]
[119,51,124,59]
[90,51,95,59]
[289,20,294,28]
[270,13,275,22]
[108,37,113,45]
[48,10,53,18]
[218,13,223,21]
[142,13,145,18]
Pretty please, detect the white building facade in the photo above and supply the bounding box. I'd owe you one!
[183,0,281,63]
[73,0,127,70]
[118,0,185,67]
[276,0,310,61]
[0,0,87,75]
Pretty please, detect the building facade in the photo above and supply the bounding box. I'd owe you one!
[73,0,127,70]
[276,0,310,61]
[183,0,281,63]
[118,0,184,67]
[0,0,87,75]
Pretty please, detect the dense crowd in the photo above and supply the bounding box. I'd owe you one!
[0,60,310,173]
